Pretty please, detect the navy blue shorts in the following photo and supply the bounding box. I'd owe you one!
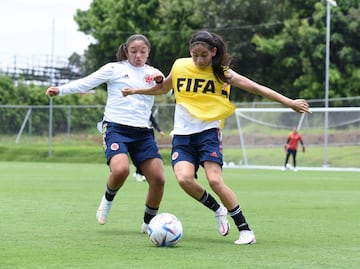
[102,121,162,169]
[171,128,223,171]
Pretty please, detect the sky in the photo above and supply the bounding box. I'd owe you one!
[0,0,93,68]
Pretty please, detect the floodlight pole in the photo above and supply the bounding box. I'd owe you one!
[49,18,55,157]
[323,0,336,167]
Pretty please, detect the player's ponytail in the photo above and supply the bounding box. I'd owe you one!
[116,43,127,61]
[211,32,231,83]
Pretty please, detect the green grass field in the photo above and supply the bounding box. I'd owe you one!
[0,162,359,269]
[1,140,360,168]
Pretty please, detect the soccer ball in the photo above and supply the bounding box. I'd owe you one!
[147,213,183,247]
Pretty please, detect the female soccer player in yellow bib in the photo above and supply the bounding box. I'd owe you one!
[122,31,310,245]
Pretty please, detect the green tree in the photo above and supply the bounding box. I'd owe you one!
[0,75,14,104]
[72,0,359,102]
[74,0,162,73]
[253,0,360,100]
[0,74,107,135]
[74,0,203,75]
[197,0,290,101]
[150,0,203,74]
[0,75,49,105]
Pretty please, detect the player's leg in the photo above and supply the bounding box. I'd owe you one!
[138,158,165,233]
[171,134,204,198]
[96,153,130,225]
[172,136,229,236]
[96,122,131,225]
[292,150,297,168]
[203,161,255,244]
[141,158,165,207]
[129,129,165,233]
[284,150,291,168]
[199,128,255,244]
[173,130,230,236]
[173,160,208,198]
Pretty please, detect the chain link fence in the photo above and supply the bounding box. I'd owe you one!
[1,99,359,168]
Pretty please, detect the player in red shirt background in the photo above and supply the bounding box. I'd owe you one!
[283,127,305,171]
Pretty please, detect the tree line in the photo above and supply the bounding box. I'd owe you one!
[0,75,107,135]
[72,0,359,101]
[0,0,359,108]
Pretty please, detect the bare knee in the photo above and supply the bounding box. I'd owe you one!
[111,166,130,180]
[148,174,165,191]
[176,176,190,189]
[207,177,224,193]
[109,154,130,181]
[174,167,194,188]
[141,159,165,189]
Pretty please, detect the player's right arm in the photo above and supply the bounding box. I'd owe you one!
[284,137,290,151]
[122,74,173,96]
[45,63,115,97]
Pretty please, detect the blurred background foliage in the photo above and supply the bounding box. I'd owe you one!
[0,0,359,106]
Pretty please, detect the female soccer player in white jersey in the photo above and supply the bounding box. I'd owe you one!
[46,34,166,233]
[122,31,310,245]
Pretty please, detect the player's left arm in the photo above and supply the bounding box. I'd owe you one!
[226,69,310,114]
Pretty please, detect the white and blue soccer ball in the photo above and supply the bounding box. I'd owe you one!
[147,213,183,247]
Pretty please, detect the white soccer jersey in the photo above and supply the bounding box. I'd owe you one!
[173,104,220,135]
[58,61,162,127]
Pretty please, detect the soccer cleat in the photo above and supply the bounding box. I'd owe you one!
[215,204,230,236]
[96,195,113,225]
[140,223,149,234]
[234,230,256,245]
[133,172,146,182]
